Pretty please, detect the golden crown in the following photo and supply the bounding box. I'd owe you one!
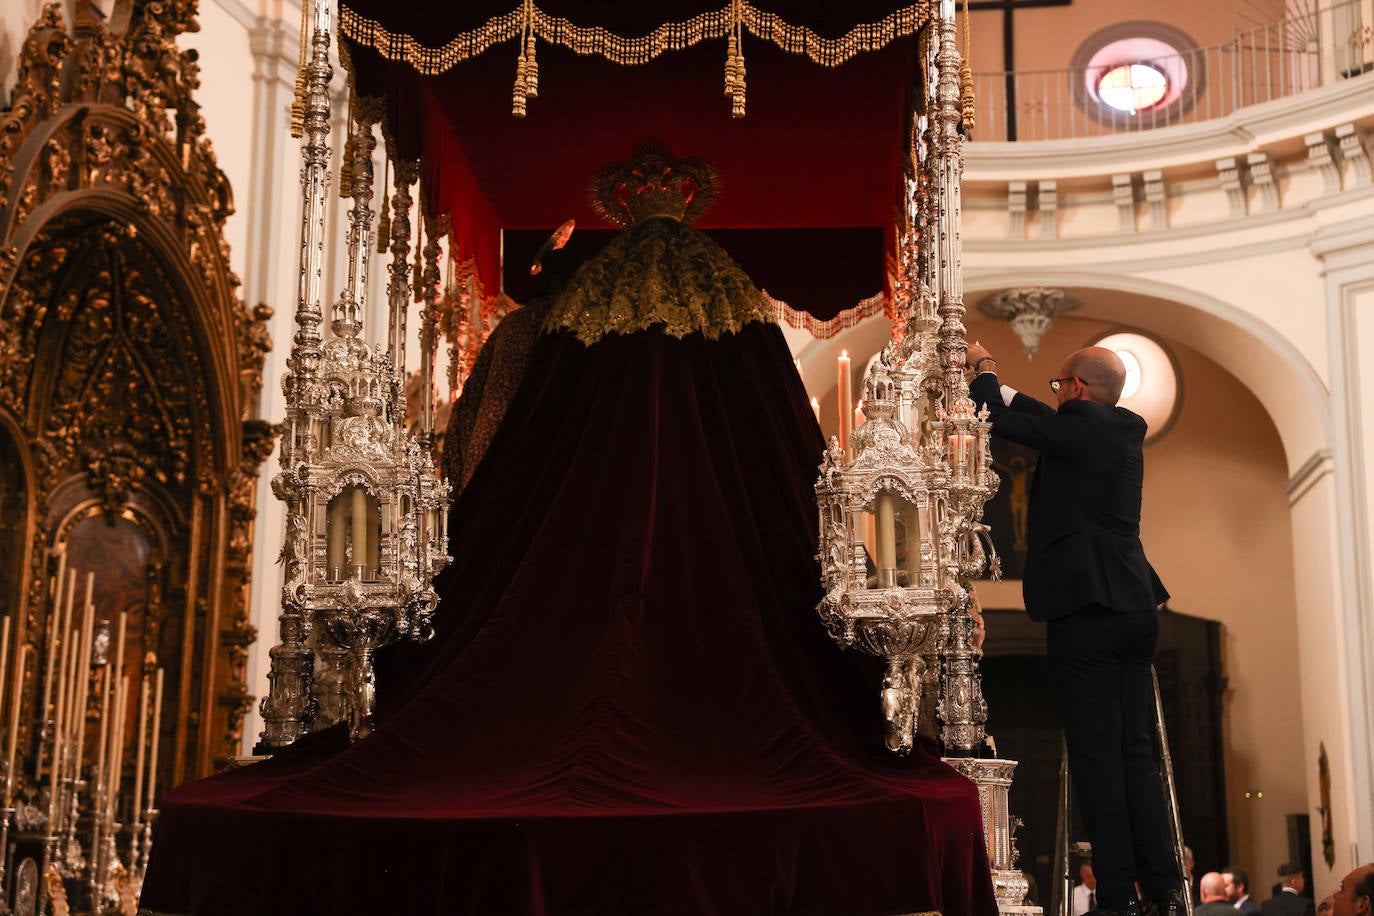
[590,144,720,228]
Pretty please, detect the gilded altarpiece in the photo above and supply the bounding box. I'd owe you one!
[0,0,273,797]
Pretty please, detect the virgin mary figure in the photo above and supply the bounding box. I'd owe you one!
[142,145,997,916]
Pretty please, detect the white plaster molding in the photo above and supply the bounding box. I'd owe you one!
[1247,151,1281,213]
[1038,179,1058,240]
[1307,130,1345,193]
[248,15,302,92]
[967,184,1374,255]
[208,0,274,31]
[1008,181,1028,240]
[1310,213,1374,266]
[1336,123,1372,186]
[1286,448,1335,505]
[964,73,1374,180]
[1323,267,1374,867]
[1217,156,1249,218]
[1142,169,1168,230]
[1112,173,1136,233]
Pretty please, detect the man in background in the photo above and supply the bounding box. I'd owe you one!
[1262,864,1314,916]
[1199,873,1243,916]
[1330,864,1373,916]
[1074,862,1100,916]
[1226,867,1261,915]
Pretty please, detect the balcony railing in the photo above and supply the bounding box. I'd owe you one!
[970,0,1373,142]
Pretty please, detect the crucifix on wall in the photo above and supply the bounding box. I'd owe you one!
[967,0,1072,141]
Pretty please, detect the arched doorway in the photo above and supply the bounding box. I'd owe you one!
[797,278,1338,894]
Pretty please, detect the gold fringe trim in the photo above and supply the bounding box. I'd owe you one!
[768,291,886,340]
[959,0,975,131]
[340,1,932,115]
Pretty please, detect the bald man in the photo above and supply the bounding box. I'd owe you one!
[968,344,1176,916]
[1200,873,1242,916]
[1332,865,1374,916]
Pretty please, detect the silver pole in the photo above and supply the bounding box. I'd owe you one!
[1152,665,1195,916]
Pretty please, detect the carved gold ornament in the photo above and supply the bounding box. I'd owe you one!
[0,0,273,831]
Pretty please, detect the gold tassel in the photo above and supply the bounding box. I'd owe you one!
[413,216,425,300]
[377,159,391,253]
[340,119,358,198]
[724,0,746,117]
[512,51,529,117]
[725,31,739,96]
[960,0,976,132]
[525,33,539,98]
[732,53,746,118]
[289,0,309,138]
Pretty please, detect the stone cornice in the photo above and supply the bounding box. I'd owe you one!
[965,73,1374,182]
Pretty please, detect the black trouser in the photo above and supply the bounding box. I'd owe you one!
[1047,606,1180,908]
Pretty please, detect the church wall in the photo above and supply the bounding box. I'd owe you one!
[1289,475,1363,888]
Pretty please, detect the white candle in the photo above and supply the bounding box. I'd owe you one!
[327,499,345,576]
[5,646,28,806]
[351,486,368,575]
[810,397,821,424]
[107,675,128,823]
[875,493,898,580]
[41,550,68,731]
[0,616,11,742]
[72,582,95,782]
[95,663,112,801]
[146,668,164,812]
[111,612,126,689]
[837,351,853,457]
[48,639,74,835]
[903,504,923,581]
[132,673,149,825]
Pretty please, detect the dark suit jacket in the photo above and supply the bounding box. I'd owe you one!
[1261,892,1314,916]
[1238,899,1262,916]
[1199,903,1243,916]
[969,372,1168,622]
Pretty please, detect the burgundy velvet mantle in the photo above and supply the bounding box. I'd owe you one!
[141,321,996,915]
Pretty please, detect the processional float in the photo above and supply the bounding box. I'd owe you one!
[814,2,1031,911]
[250,0,1033,911]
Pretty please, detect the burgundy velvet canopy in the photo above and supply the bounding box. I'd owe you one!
[139,6,1003,914]
[343,0,921,314]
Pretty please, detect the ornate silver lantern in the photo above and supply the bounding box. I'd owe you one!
[817,2,1030,909]
[257,0,451,751]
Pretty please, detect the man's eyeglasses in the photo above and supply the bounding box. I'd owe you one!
[1048,377,1082,393]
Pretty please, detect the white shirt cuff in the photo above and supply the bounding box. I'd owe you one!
[1000,384,1018,404]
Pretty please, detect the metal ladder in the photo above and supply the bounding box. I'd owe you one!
[1051,666,1195,916]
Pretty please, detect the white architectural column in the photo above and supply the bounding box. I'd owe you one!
[1310,215,1374,875]
[240,4,307,754]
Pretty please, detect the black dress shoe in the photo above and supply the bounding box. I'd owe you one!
[1143,889,1187,916]
[1143,889,1188,916]
[1086,899,1145,916]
